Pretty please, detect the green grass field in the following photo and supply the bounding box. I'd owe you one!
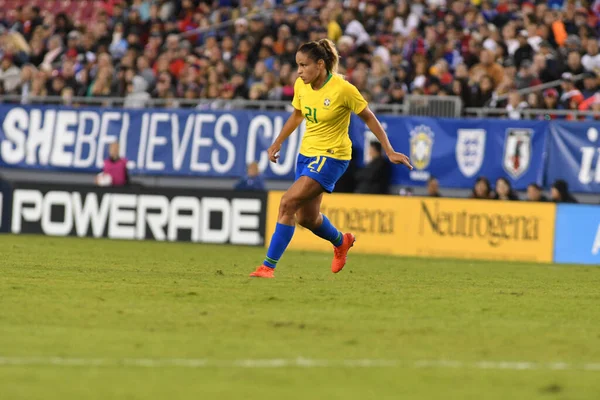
[2,234,600,399]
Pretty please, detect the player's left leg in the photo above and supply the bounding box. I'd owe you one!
[296,193,356,274]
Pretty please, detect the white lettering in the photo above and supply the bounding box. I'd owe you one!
[201,198,230,243]
[27,109,55,166]
[246,115,272,171]
[118,113,130,159]
[171,114,194,171]
[594,149,600,184]
[271,116,298,176]
[73,111,100,168]
[108,194,136,239]
[72,192,111,237]
[231,199,261,245]
[146,113,169,171]
[168,196,200,242]
[41,191,73,236]
[50,111,77,167]
[1,108,28,164]
[592,224,600,255]
[212,114,238,174]
[11,189,42,233]
[96,112,122,168]
[579,146,595,185]
[136,195,169,240]
[137,113,149,169]
[190,114,216,172]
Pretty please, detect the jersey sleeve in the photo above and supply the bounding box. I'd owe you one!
[291,77,302,110]
[343,80,368,114]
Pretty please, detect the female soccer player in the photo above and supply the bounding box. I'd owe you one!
[250,39,413,278]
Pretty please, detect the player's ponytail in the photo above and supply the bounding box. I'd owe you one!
[298,38,340,75]
[318,38,339,74]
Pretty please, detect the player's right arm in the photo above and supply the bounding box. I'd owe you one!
[268,78,305,163]
[268,109,304,162]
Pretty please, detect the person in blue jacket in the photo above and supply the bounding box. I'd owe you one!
[234,162,265,191]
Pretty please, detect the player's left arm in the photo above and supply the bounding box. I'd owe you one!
[357,107,413,170]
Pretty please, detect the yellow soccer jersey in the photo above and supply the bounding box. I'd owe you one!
[292,74,368,160]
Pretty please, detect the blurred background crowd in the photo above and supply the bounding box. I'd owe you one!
[0,0,599,117]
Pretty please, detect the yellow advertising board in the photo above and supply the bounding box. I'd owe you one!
[266,191,410,256]
[265,192,556,263]
[413,197,556,263]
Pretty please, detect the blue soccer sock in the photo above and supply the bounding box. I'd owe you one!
[263,223,296,268]
[311,214,343,247]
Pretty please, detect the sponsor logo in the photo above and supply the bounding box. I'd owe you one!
[265,192,399,254]
[320,204,394,235]
[456,129,486,178]
[578,127,600,185]
[11,189,264,245]
[409,125,434,181]
[324,98,331,107]
[416,199,555,262]
[0,107,304,178]
[419,201,539,247]
[503,128,532,179]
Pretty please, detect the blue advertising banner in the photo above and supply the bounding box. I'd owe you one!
[0,105,304,180]
[554,204,600,265]
[2,104,599,193]
[352,116,547,190]
[547,122,600,193]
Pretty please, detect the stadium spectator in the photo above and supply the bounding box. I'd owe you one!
[470,176,493,200]
[124,75,150,108]
[506,90,528,119]
[427,177,442,197]
[579,93,600,120]
[582,72,599,99]
[234,162,265,192]
[470,49,505,89]
[551,179,578,203]
[582,40,600,73]
[559,73,584,109]
[0,53,20,94]
[526,183,548,202]
[541,88,559,119]
[355,141,391,195]
[95,142,129,187]
[493,177,519,201]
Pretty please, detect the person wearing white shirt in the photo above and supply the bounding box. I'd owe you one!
[40,35,64,72]
[342,9,370,47]
[582,41,600,73]
[506,91,529,120]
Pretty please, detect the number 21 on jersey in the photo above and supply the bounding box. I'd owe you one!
[304,106,318,124]
[308,156,327,173]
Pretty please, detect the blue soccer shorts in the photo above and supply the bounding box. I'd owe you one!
[295,154,350,193]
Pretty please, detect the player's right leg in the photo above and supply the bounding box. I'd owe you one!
[250,176,324,278]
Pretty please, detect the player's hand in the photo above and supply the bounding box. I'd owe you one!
[267,142,281,163]
[387,151,413,170]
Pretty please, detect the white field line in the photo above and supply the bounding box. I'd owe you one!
[0,356,600,371]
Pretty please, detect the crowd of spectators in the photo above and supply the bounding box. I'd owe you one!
[466,176,578,202]
[0,0,599,118]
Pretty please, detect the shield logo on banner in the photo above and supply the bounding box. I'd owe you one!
[503,128,533,179]
[456,129,486,178]
[409,125,434,171]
